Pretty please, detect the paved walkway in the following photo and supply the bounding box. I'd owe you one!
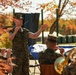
[8,60,40,75]
[29,60,40,75]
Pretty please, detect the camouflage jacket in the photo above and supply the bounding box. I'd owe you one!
[38,48,62,64]
[9,27,29,56]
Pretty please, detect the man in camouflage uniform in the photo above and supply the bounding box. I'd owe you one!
[38,34,64,75]
[9,13,47,75]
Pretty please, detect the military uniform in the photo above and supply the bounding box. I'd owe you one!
[38,34,63,75]
[10,28,29,75]
[38,48,62,64]
[38,48,62,75]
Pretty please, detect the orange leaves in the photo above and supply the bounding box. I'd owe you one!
[0,14,13,35]
[0,0,32,11]
[0,28,7,35]
[0,0,13,7]
[70,2,76,6]
[37,4,46,10]
[53,5,58,8]
[0,0,11,7]
[37,2,50,10]
[0,37,4,44]
[37,1,58,11]
[60,19,76,35]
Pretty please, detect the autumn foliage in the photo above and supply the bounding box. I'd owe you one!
[0,0,76,47]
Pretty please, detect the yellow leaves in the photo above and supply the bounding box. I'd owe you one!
[37,2,58,15]
[53,5,58,9]
[44,18,55,29]
[0,14,13,26]
[44,21,51,27]
[0,37,4,44]
[37,4,46,9]
[0,32,9,44]
[0,32,8,45]
[0,32,12,48]
[37,2,52,10]
[0,14,13,37]
[2,32,9,38]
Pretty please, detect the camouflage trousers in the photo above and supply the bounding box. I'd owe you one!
[12,51,29,75]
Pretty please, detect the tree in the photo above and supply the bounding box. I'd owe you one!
[60,24,66,35]
[37,0,76,33]
[0,0,33,13]
[0,32,12,48]
[0,0,76,34]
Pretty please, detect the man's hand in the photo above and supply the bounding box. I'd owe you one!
[15,27,21,32]
[59,48,64,54]
[41,24,48,31]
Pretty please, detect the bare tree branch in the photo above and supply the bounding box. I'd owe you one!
[49,0,70,33]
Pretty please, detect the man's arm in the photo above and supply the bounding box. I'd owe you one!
[29,24,47,39]
[9,17,22,41]
[9,27,20,41]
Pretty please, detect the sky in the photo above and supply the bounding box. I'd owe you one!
[0,0,54,13]
[0,0,76,19]
[0,0,52,12]
[1,0,76,13]
[0,0,58,19]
